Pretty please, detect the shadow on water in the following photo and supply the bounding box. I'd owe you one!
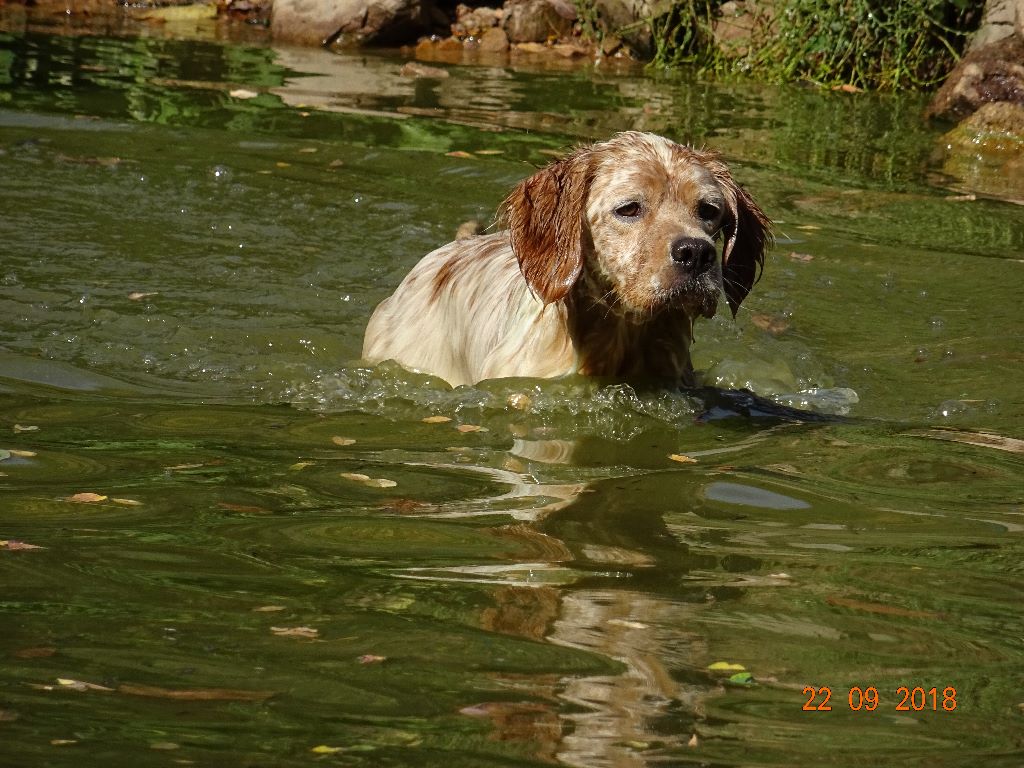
[1,26,1023,768]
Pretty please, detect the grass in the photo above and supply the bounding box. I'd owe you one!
[594,0,983,90]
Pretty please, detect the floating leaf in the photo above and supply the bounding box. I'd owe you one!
[341,472,396,488]
[787,251,814,263]
[50,739,77,746]
[270,626,319,639]
[445,150,474,159]
[2,540,44,551]
[358,654,386,664]
[252,605,287,612]
[12,424,38,433]
[289,461,315,470]
[607,619,648,629]
[118,683,273,701]
[331,436,356,446]
[826,595,940,619]
[311,745,344,754]
[456,424,488,433]
[422,415,452,424]
[111,498,142,507]
[229,88,259,99]
[127,291,159,301]
[56,678,114,692]
[669,454,697,464]
[687,733,699,748]
[728,672,754,684]
[708,661,746,672]
[217,502,271,514]
[297,147,318,154]
[474,149,504,156]
[66,492,107,503]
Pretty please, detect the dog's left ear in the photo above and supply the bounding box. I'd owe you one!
[498,150,592,305]
[711,164,773,317]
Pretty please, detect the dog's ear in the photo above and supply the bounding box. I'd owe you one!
[711,163,773,317]
[498,150,591,305]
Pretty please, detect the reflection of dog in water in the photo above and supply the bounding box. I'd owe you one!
[363,132,771,388]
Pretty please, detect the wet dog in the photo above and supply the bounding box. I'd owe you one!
[363,131,771,387]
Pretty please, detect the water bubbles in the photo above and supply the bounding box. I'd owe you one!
[211,165,232,182]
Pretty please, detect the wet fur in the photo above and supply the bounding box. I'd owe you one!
[362,131,772,387]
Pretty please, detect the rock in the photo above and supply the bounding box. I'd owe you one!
[925,35,1024,120]
[588,0,670,58]
[946,100,1024,148]
[940,102,1024,202]
[272,0,436,46]
[478,26,510,52]
[968,0,1024,51]
[711,0,774,59]
[451,4,502,37]
[502,0,576,43]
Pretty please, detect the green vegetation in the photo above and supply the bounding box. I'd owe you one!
[614,0,982,90]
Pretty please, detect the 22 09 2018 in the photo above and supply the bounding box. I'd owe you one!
[802,686,958,712]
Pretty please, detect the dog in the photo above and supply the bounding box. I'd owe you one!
[362,131,771,388]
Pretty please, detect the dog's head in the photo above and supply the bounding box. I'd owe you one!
[499,131,772,320]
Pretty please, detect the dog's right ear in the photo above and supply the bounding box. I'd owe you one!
[498,150,591,305]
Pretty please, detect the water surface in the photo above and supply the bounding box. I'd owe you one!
[1,27,1023,767]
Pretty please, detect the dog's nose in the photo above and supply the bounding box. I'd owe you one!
[670,237,716,271]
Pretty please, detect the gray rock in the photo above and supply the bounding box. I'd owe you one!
[272,0,436,46]
[503,0,576,44]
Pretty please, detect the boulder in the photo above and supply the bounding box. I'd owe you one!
[502,0,576,44]
[926,34,1024,120]
[272,0,437,46]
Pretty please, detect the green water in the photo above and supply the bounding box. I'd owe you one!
[1,25,1023,768]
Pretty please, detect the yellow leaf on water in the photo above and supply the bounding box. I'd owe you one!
[456,424,488,433]
[119,683,273,701]
[111,498,142,506]
[13,424,38,433]
[445,150,474,159]
[340,472,371,482]
[271,626,319,639]
[66,492,108,503]
[358,654,386,664]
[127,291,158,301]
[56,678,114,692]
[229,88,259,99]
[311,745,344,754]
[331,436,356,446]
[668,454,697,464]
[289,461,315,470]
[707,661,746,672]
[363,478,397,488]
[422,415,452,424]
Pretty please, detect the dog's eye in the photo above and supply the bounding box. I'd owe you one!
[698,201,722,221]
[614,201,643,219]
